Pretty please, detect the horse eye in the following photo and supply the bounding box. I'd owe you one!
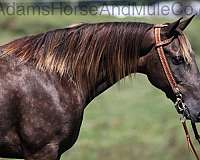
[172,56,184,65]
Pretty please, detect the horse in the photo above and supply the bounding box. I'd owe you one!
[0,16,199,160]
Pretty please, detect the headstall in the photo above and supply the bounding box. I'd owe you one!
[154,24,200,160]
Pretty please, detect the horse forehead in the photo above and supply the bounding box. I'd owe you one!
[167,38,180,49]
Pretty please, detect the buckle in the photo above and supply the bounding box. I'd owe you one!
[175,97,184,113]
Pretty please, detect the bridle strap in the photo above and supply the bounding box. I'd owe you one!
[155,37,174,48]
[182,118,200,160]
[154,25,178,93]
[154,24,200,160]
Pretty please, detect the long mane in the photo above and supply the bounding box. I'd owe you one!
[1,22,152,89]
[178,32,192,64]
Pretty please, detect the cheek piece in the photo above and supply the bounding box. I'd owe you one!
[154,24,200,160]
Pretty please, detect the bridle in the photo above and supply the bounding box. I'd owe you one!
[154,24,189,115]
[154,24,200,160]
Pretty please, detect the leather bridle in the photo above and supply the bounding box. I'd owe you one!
[154,24,200,160]
[154,24,189,115]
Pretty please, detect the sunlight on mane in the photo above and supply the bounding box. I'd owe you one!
[1,22,152,91]
[178,33,192,64]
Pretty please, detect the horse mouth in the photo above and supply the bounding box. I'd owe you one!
[175,103,200,124]
[190,113,200,123]
[181,105,200,123]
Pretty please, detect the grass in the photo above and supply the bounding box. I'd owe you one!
[61,75,195,160]
[0,14,200,160]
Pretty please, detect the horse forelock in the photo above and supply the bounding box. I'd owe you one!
[178,32,192,64]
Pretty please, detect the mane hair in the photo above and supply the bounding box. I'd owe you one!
[1,22,152,90]
[177,32,192,64]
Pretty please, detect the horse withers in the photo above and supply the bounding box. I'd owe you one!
[0,16,199,159]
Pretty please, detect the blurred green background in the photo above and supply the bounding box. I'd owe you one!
[0,5,200,160]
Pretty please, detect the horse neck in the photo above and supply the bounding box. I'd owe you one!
[75,23,153,105]
[84,54,142,105]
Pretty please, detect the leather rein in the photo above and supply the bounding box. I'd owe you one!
[154,24,200,160]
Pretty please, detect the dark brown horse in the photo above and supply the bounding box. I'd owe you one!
[0,16,199,159]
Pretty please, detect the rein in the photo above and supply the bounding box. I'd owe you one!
[154,24,200,160]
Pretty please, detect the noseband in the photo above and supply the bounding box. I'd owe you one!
[154,24,200,160]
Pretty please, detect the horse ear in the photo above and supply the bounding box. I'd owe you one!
[179,15,195,31]
[166,17,182,36]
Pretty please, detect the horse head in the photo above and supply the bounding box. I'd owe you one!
[139,16,200,122]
